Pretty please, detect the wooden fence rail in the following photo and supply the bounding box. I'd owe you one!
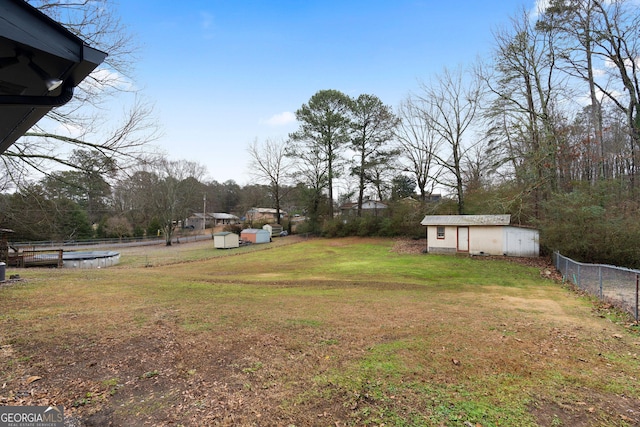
[7,249,63,268]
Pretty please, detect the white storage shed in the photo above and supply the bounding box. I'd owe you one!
[263,223,283,237]
[420,215,539,257]
[213,232,239,249]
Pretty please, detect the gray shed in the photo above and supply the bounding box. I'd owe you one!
[213,232,239,249]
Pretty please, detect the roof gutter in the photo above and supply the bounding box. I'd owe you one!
[0,82,74,107]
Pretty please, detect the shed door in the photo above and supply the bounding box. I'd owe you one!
[504,228,538,257]
[457,226,469,252]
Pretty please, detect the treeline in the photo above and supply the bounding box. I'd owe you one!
[0,151,291,244]
[0,149,430,244]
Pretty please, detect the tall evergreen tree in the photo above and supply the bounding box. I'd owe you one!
[349,94,400,215]
[289,89,352,213]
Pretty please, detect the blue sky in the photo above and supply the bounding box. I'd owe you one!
[116,1,540,185]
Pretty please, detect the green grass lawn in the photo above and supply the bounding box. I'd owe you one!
[0,237,638,426]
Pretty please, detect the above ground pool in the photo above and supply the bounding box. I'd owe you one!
[62,251,120,268]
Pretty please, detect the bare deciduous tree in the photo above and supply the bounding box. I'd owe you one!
[247,138,293,225]
[538,0,606,181]
[1,0,158,187]
[395,96,443,201]
[416,66,484,214]
[104,216,133,241]
[118,157,207,245]
[590,0,640,188]
[483,7,565,214]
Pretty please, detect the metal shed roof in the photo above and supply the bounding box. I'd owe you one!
[241,228,270,234]
[191,212,238,219]
[420,215,511,226]
[212,213,239,220]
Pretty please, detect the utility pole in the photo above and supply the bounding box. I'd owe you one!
[203,193,207,231]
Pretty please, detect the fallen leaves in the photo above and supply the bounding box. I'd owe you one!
[25,376,42,385]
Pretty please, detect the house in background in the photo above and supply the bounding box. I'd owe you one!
[339,200,388,216]
[246,208,286,224]
[185,212,239,229]
[211,213,239,226]
[420,214,539,257]
[184,213,207,229]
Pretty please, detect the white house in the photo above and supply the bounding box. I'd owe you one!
[185,212,239,229]
[339,200,388,216]
[420,215,539,257]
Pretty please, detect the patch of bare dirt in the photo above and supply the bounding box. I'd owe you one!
[390,237,427,254]
[1,322,356,426]
[530,393,640,427]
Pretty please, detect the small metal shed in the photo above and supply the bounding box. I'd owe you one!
[213,232,239,249]
[263,223,283,237]
[240,228,271,244]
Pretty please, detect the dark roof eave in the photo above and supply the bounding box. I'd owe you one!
[0,0,107,154]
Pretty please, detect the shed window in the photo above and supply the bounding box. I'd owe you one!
[437,226,445,239]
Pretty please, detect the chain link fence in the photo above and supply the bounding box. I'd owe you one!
[553,252,639,321]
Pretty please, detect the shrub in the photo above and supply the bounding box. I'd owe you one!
[356,216,382,237]
[223,224,242,234]
[133,226,145,238]
[540,189,640,268]
[321,215,408,238]
[146,218,163,238]
[104,216,133,240]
